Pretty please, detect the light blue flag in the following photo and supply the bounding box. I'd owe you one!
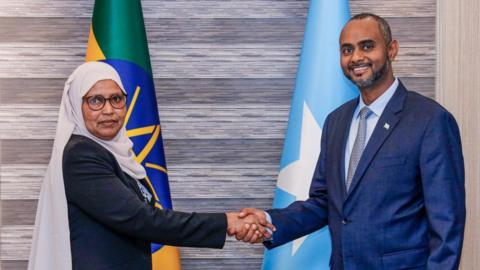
[262,1,357,269]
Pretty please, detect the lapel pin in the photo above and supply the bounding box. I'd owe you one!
[384,123,390,130]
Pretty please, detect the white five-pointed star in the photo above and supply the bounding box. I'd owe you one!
[277,102,322,255]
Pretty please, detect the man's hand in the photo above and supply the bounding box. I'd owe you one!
[239,208,269,225]
[236,208,276,244]
[226,211,275,244]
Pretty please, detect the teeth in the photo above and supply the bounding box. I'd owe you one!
[352,66,368,75]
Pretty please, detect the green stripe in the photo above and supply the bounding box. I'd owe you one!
[92,0,152,74]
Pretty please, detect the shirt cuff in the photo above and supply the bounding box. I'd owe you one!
[264,211,274,241]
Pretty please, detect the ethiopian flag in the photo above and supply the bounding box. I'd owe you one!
[86,1,182,269]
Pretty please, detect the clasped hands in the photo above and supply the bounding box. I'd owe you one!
[226,208,275,244]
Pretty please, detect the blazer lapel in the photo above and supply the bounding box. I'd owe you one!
[123,172,147,201]
[344,82,407,201]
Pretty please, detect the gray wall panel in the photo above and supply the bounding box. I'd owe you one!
[0,104,290,139]
[1,77,434,105]
[1,261,28,270]
[1,225,266,260]
[0,0,435,18]
[0,42,434,79]
[0,139,283,165]
[1,164,278,201]
[1,17,434,44]
[0,139,53,165]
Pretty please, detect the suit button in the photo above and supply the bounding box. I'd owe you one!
[342,219,349,225]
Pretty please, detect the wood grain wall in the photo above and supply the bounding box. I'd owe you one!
[437,0,480,269]
[0,1,436,269]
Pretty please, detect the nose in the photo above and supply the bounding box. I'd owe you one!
[351,48,365,63]
[101,101,114,114]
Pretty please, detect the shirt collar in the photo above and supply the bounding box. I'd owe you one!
[354,77,399,118]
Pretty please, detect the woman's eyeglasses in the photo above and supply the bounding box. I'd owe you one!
[83,94,127,111]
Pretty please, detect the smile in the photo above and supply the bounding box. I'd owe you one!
[350,63,372,76]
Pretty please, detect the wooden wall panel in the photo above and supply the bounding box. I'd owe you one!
[0,17,434,44]
[0,43,434,79]
[0,139,283,165]
[0,105,291,139]
[0,0,437,269]
[0,0,435,18]
[1,164,279,201]
[437,0,480,269]
[0,77,434,105]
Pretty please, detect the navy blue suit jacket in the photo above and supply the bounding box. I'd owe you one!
[266,81,465,270]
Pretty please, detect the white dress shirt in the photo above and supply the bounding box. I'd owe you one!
[344,78,399,182]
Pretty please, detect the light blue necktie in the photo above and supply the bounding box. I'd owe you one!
[346,107,372,191]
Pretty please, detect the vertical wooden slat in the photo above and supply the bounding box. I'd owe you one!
[437,0,480,269]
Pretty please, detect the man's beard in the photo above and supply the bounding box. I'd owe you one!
[345,57,390,89]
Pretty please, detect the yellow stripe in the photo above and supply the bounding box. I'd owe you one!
[135,125,160,164]
[145,162,168,174]
[126,125,156,137]
[144,175,160,202]
[152,246,182,270]
[125,86,140,126]
[85,25,106,61]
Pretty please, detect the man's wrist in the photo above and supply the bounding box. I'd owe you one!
[264,211,274,241]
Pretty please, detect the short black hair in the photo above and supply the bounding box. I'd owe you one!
[349,13,392,45]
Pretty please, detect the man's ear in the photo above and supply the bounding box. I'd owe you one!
[388,40,399,62]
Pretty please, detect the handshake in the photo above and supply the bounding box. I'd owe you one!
[225,208,276,244]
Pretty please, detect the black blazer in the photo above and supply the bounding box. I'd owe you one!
[63,135,227,270]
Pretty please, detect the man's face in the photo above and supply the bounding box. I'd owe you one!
[339,18,397,89]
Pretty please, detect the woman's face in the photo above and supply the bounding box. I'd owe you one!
[82,79,127,140]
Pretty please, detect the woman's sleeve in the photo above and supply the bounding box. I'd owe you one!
[63,141,227,248]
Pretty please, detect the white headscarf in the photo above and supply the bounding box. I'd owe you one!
[28,62,146,270]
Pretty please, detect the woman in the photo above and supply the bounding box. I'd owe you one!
[28,62,270,270]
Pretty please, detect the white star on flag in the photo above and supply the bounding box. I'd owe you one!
[277,102,322,255]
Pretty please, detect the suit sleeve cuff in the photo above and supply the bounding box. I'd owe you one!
[263,211,274,242]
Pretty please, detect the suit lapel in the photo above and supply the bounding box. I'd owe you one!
[123,172,146,201]
[344,82,407,201]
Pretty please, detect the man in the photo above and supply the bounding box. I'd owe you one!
[238,13,466,269]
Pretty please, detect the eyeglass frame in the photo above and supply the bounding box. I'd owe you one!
[82,93,128,111]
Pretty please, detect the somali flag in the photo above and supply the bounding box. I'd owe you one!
[262,1,357,269]
[85,1,182,269]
